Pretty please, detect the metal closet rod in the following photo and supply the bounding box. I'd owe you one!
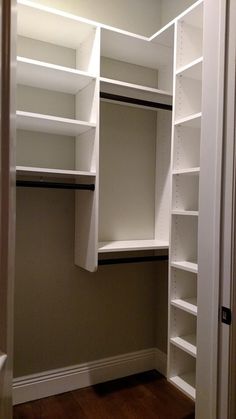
[98,254,168,265]
[16,180,95,191]
[100,92,172,111]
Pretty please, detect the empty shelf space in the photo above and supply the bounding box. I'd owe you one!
[175,112,202,128]
[18,0,96,50]
[170,334,197,357]
[172,210,198,216]
[98,239,169,253]
[171,297,197,316]
[16,111,96,136]
[172,167,200,175]
[176,57,203,80]
[171,261,198,274]
[170,372,196,400]
[16,166,96,179]
[17,57,95,94]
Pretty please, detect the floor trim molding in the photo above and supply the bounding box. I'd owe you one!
[13,348,167,405]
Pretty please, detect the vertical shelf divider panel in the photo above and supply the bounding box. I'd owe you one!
[74,27,101,272]
[168,0,203,401]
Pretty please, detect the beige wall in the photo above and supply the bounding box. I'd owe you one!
[26,0,162,36]
[14,188,168,376]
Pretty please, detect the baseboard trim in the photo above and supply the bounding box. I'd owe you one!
[13,348,167,405]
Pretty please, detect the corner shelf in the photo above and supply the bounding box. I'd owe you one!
[17,57,96,94]
[170,334,197,357]
[171,297,197,316]
[170,372,196,400]
[16,111,96,136]
[98,239,169,253]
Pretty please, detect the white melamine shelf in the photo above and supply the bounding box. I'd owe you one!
[172,210,199,217]
[17,0,96,49]
[16,111,96,137]
[175,113,202,128]
[171,297,197,316]
[101,27,172,70]
[172,167,200,176]
[100,77,172,104]
[149,21,175,48]
[17,57,95,94]
[176,57,203,80]
[16,166,96,179]
[171,261,198,274]
[170,334,197,357]
[170,372,196,400]
[0,352,7,371]
[98,239,169,253]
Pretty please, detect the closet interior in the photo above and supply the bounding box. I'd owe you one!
[16,0,203,404]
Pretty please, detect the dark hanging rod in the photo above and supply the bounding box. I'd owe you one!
[16,180,95,191]
[100,92,172,111]
[98,254,168,266]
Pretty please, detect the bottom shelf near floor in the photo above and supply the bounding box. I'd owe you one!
[170,372,196,400]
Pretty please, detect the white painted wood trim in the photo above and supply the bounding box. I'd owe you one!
[13,348,167,405]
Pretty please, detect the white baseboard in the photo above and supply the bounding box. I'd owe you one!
[13,347,167,405]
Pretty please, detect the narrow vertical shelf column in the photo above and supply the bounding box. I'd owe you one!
[168,0,203,401]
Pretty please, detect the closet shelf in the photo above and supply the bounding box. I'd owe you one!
[16,111,96,137]
[172,167,200,175]
[171,261,198,274]
[170,334,197,357]
[100,77,172,104]
[174,112,202,128]
[17,57,96,94]
[16,166,96,179]
[17,0,96,49]
[176,57,203,80]
[171,297,197,316]
[170,372,196,401]
[98,239,169,253]
[172,210,199,216]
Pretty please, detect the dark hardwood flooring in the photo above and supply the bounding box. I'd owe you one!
[13,370,195,419]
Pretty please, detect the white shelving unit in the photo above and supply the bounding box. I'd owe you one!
[168,0,203,401]
[17,0,209,407]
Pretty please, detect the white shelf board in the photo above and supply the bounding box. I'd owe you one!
[100,77,172,105]
[170,334,197,357]
[170,372,196,400]
[0,352,7,372]
[16,111,96,137]
[16,166,96,179]
[149,21,174,48]
[175,113,202,128]
[172,167,200,176]
[171,297,197,316]
[172,210,199,217]
[98,239,169,253]
[17,0,97,49]
[17,57,95,94]
[171,261,198,274]
[101,27,172,69]
[176,57,203,80]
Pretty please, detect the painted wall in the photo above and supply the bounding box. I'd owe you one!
[25,0,162,36]
[160,0,196,26]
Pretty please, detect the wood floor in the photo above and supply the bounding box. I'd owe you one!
[13,370,195,419]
